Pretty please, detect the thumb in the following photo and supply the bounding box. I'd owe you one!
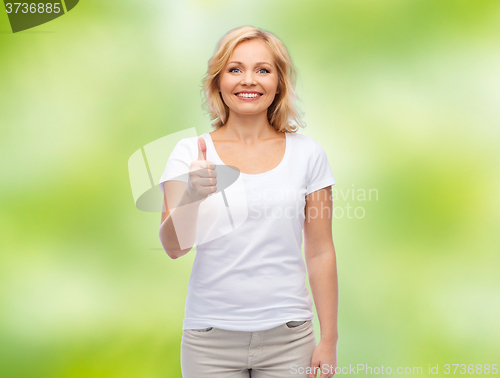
[197,136,207,161]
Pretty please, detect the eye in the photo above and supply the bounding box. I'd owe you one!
[229,67,241,73]
[259,68,270,74]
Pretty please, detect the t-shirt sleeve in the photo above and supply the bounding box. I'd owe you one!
[305,140,336,196]
[158,138,193,194]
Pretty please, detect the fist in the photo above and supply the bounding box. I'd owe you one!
[186,137,217,202]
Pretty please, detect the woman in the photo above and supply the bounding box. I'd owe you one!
[158,26,338,378]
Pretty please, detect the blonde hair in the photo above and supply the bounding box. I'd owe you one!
[201,26,305,133]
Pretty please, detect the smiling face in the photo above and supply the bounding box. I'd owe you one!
[218,39,280,118]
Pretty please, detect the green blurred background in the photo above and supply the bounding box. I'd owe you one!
[1,0,499,377]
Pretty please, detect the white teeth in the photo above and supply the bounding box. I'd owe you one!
[236,93,261,98]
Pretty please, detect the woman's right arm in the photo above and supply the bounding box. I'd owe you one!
[159,137,217,259]
[159,181,202,259]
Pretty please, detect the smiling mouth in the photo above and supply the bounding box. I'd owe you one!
[235,93,263,98]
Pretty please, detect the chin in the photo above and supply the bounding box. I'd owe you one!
[233,108,266,115]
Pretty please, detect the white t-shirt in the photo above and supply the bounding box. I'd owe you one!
[159,131,336,331]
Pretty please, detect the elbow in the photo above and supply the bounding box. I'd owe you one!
[160,237,182,260]
[166,246,191,260]
[166,249,180,260]
[167,246,191,259]
[160,240,181,260]
[159,225,190,260]
[159,229,178,260]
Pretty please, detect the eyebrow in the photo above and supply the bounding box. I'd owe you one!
[228,61,273,67]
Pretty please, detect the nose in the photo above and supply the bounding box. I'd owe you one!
[241,70,256,86]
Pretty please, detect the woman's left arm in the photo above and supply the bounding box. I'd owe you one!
[304,186,338,378]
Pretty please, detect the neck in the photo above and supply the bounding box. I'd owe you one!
[220,111,279,143]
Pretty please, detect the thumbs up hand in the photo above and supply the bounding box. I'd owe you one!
[186,137,217,202]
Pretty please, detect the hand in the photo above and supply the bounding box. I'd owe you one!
[308,340,337,378]
[186,137,217,202]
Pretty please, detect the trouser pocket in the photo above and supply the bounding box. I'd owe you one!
[190,327,214,332]
[285,320,307,328]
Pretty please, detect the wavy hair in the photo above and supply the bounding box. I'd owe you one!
[201,26,305,133]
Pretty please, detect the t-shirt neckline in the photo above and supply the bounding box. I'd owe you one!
[205,132,290,178]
